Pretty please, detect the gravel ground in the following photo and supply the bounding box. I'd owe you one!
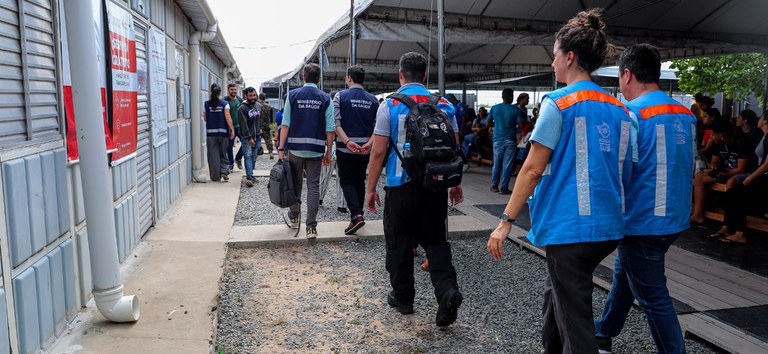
[234,159,463,226]
[215,238,718,353]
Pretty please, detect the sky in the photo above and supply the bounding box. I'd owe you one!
[209,0,351,88]
[208,1,680,109]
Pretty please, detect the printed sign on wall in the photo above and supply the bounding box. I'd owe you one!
[149,27,168,146]
[107,1,138,163]
[59,0,115,162]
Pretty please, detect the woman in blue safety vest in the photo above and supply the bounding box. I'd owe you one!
[203,83,235,182]
[486,9,634,353]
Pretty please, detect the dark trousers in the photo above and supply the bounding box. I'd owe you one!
[383,181,458,306]
[542,240,620,354]
[337,151,369,220]
[724,175,768,232]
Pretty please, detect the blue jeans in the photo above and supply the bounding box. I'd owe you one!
[228,133,244,166]
[461,134,477,158]
[242,140,259,179]
[491,140,516,190]
[595,234,685,354]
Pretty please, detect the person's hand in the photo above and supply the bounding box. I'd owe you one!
[743,175,753,186]
[365,190,381,213]
[701,168,712,175]
[230,131,235,140]
[248,138,256,148]
[322,151,331,166]
[449,185,464,206]
[360,141,373,153]
[278,149,284,161]
[347,141,362,153]
[487,222,512,260]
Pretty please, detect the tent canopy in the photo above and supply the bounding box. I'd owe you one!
[275,0,768,93]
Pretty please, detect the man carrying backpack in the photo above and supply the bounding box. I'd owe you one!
[278,63,335,239]
[365,51,464,327]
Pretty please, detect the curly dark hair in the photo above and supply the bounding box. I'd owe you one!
[555,8,609,73]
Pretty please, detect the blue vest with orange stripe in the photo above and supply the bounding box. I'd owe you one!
[385,83,455,187]
[624,90,696,236]
[528,80,633,246]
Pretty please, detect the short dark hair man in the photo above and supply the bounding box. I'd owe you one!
[333,65,379,234]
[237,86,262,187]
[278,63,335,239]
[487,88,525,194]
[365,52,464,327]
[594,43,695,354]
[226,84,244,171]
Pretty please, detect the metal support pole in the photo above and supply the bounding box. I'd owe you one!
[63,0,139,323]
[350,0,356,65]
[437,0,445,96]
[319,46,325,91]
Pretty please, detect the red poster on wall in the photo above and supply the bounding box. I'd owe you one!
[107,2,138,164]
[59,0,115,162]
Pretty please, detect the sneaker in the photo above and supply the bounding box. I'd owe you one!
[236,160,243,170]
[596,336,612,354]
[244,178,254,188]
[435,288,462,327]
[490,186,499,193]
[269,151,274,159]
[337,207,348,213]
[387,291,414,314]
[229,164,234,172]
[499,188,512,195]
[221,173,229,182]
[344,215,365,235]
[287,212,299,229]
[306,226,317,239]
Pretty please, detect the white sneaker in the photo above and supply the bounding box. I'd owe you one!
[306,227,317,239]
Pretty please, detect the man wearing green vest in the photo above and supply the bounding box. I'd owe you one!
[226,84,244,170]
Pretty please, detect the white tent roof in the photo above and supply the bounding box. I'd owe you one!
[275,0,768,93]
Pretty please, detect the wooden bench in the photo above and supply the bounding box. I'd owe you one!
[469,156,493,167]
[704,183,768,232]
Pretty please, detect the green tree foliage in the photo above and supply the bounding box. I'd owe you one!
[670,53,767,102]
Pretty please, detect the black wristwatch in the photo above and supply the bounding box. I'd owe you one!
[501,213,515,224]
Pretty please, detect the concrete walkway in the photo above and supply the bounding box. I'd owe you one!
[51,178,242,354]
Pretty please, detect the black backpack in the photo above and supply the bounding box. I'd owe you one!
[268,159,299,208]
[388,93,464,189]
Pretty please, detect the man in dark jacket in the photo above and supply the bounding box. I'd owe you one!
[238,87,262,187]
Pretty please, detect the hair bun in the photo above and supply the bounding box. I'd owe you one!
[585,9,605,30]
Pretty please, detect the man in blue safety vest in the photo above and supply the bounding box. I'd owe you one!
[594,44,695,354]
[366,52,464,328]
[333,65,379,235]
[278,63,335,239]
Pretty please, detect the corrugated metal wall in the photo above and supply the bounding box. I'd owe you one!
[0,0,227,351]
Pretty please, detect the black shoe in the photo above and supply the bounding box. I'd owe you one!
[435,288,462,327]
[344,215,365,235]
[596,336,612,354]
[387,291,414,314]
[337,207,348,213]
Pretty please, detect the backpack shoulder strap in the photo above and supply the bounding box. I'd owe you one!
[426,94,441,107]
[388,93,417,110]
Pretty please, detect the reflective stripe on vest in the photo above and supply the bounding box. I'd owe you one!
[618,121,631,214]
[574,117,591,216]
[654,124,668,216]
[554,90,628,114]
[640,104,692,120]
